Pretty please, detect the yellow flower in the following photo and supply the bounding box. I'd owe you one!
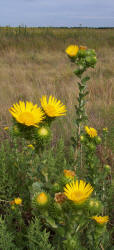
[92,216,109,224]
[36,192,48,206]
[27,144,35,150]
[40,96,67,117]
[64,180,93,205]
[9,101,45,127]
[4,127,9,130]
[85,126,97,138]
[65,45,79,57]
[64,169,76,179]
[14,197,22,205]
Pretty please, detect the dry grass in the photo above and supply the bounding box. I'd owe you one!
[0,27,114,149]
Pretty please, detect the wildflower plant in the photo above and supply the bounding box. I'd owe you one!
[0,44,112,250]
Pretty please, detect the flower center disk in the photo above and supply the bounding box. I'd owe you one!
[19,112,35,125]
[46,104,56,117]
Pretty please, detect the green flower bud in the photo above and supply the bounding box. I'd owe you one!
[85,49,96,57]
[80,135,86,143]
[87,143,96,151]
[89,199,103,214]
[85,56,97,66]
[52,183,60,192]
[13,125,20,136]
[32,191,49,209]
[35,126,51,145]
[38,127,49,137]
[103,127,108,133]
[95,136,102,144]
[104,165,111,173]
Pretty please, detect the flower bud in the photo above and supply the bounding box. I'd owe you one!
[52,183,60,192]
[80,135,86,143]
[87,143,96,151]
[85,56,97,66]
[38,127,49,137]
[85,49,96,57]
[104,165,111,174]
[11,205,16,210]
[95,136,102,144]
[103,127,108,133]
[13,125,20,136]
[79,45,87,51]
[89,199,102,213]
[64,169,76,179]
[35,126,51,145]
[34,192,49,208]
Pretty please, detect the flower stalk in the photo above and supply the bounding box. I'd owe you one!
[66,45,97,165]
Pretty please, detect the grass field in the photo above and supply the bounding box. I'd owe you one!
[0,27,114,150]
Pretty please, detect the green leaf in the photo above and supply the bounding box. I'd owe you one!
[46,217,58,229]
[81,76,90,84]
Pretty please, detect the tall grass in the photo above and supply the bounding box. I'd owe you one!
[0,27,114,151]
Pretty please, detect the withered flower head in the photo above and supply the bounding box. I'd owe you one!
[54,192,67,204]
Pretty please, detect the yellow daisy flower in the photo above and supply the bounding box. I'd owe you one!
[14,197,22,205]
[40,96,67,117]
[36,192,48,206]
[85,126,97,138]
[92,216,109,224]
[64,180,93,205]
[9,101,45,127]
[65,45,79,57]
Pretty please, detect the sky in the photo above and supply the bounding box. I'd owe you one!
[0,0,114,27]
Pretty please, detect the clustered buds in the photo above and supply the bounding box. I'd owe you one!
[66,45,97,73]
[10,197,22,210]
[80,126,102,152]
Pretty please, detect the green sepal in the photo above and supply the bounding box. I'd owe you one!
[77,49,87,58]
